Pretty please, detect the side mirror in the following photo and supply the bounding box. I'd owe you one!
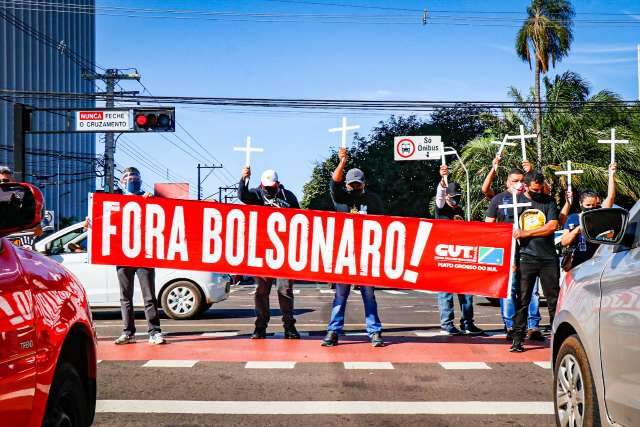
[580,208,629,246]
[0,183,44,237]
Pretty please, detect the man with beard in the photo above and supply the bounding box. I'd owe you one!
[321,147,384,348]
[238,166,301,339]
[561,163,617,270]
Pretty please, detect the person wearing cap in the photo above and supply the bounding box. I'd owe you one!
[434,164,485,336]
[321,147,384,348]
[238,165,301,339]
[113,167,165,346]
[0,165,13,183]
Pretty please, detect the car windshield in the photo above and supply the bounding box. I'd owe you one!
[48,228,85,255]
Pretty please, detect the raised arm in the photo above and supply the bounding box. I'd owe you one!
[602,163,616,208]
[435,164,448,209]
[481,155,500,199]
[237,166,261,205]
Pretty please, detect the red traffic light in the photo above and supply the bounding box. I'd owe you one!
[132,108,175,132]
[135,114,147,127]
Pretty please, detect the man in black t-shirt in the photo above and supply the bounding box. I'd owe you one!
[510,171,560,353]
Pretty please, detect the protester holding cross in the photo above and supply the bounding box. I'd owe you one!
[560,162,617,270]
[481,138,533,199]
[235,143,302,340]
[322,146,385,348]
[435,164,484,336]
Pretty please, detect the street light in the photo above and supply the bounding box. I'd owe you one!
[442,146,471,221]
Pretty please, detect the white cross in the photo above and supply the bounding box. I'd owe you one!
[491,135,517,171]
[554,160,583,195]
[233,136,264,167]
[598,128,628,165]
[506,125,537,162]
[498,187,532,231]
[329,116,360,148]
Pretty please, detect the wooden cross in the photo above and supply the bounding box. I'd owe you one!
[233,136,264,167]
[498,187,532,231]
[554,160,583,195]
[598,128,628,165]
[329,116,360,148]
[506,125,537,162]
[491,135,517,171]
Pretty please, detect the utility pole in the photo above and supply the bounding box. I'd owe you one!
[83,68,140,192]
[13,103,31,182]
[217,185,239,203]
[196,163,223,200]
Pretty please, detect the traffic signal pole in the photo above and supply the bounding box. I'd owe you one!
[13,103,30,182]
[83,69,140,192]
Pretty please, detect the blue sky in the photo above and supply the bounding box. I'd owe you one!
[95,0,640,199]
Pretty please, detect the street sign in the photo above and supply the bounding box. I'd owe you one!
[73,109,132,132]
[394,136,442,161]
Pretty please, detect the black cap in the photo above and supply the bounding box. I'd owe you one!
[446,181,462,196]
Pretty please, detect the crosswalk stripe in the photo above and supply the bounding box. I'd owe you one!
[320,289,335,294]
[201,332,239,338]
[534,361,552,369]
[439,362,491,370]
[383,290,408,295]
[245,361,296,369]
[293,289,301,294]
[142,360,198,368]
[343,362,394,370]
[414,331,445,337]
[96,400,554,415]
[414,290,437,294]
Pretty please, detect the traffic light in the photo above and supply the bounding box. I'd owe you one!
[132,107,175,132]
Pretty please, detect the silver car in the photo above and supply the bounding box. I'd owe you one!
[552,203,640,426]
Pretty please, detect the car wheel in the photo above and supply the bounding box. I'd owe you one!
[161,281,203,320]
[554,335,600,427]
[43,362,89,427]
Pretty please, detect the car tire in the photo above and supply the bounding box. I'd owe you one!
[43,362,90,427]
[554,335,601,427]
[199,302,213,314]
[161,281,203,320]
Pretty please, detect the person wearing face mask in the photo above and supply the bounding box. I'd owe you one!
[0,165,13,183]
[481,155,533,199]
[510,171,560,352]
[560,163,617,270]
[485,168,543,342]
[113,167,165,345]
[434,165,484,335]
[321,147,384,348]
[237,166,301,339]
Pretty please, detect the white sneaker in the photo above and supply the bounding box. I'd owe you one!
[114,334,136,345]
[148,332,165,345]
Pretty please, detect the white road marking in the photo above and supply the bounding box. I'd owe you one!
[344,332,369,336]
[245,361,296,369]
[96,400,554,415]
[273,332,310,337]
[534,361,552,369]
[142,360,198,368]
[414,290,437,294]
[383,290,408,295]
[201,332,239,338]
[293,289,301,294]
[353,290,361,295]
[97,360,102,364]
[249,290,256,295]
[343,362,394,370]
[414,331,445,337]
[439,362,491,370]
[320,289,335,294]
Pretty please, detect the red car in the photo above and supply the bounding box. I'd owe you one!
[0,183,97,427]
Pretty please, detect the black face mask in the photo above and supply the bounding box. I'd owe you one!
[263,186,279,198]
[347,188,364,197]
[528,191,546,202]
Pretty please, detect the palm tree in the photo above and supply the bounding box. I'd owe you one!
[516,0,574,166]
[450,72,640,220]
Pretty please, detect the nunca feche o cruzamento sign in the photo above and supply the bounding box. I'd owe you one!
[88,193,514,297]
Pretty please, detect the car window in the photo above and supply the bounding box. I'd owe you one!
[65,234,88,254]
[48,228,84,255]
[625,205,640,249]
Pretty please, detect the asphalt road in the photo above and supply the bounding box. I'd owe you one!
[92,283,555,426]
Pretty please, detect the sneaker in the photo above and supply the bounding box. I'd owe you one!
[526,328,546,342]
[505,328,514,342]
[114,334,135,345]
[284,326,301,339]
[148,332,165,345]
[441,325,462,336]
[510,336,525,353]
[370,332,384,347]
[251,328,267,339]
[321,331,339,347]
[462,324,485,336]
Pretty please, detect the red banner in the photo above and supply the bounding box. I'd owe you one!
[88,193,514,297]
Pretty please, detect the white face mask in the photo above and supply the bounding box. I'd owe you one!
[512,182,525,193]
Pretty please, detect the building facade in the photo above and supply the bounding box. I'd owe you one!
[0,0,96,223]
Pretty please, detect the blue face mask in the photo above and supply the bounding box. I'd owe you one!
[125,180,142,194]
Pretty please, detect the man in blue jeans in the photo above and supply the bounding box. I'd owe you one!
[321,147,384,348]
[434,165,484,335]
[500,276,542,341]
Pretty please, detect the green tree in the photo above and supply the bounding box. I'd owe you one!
[450,71,640,219]
[302,107,492,216]
[516,0,574,165]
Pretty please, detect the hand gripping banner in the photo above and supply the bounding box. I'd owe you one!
[88,193,514,297]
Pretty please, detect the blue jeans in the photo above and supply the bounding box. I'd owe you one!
[501,272,541,330]
[438,293,474,329]
[327,284,382,336]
